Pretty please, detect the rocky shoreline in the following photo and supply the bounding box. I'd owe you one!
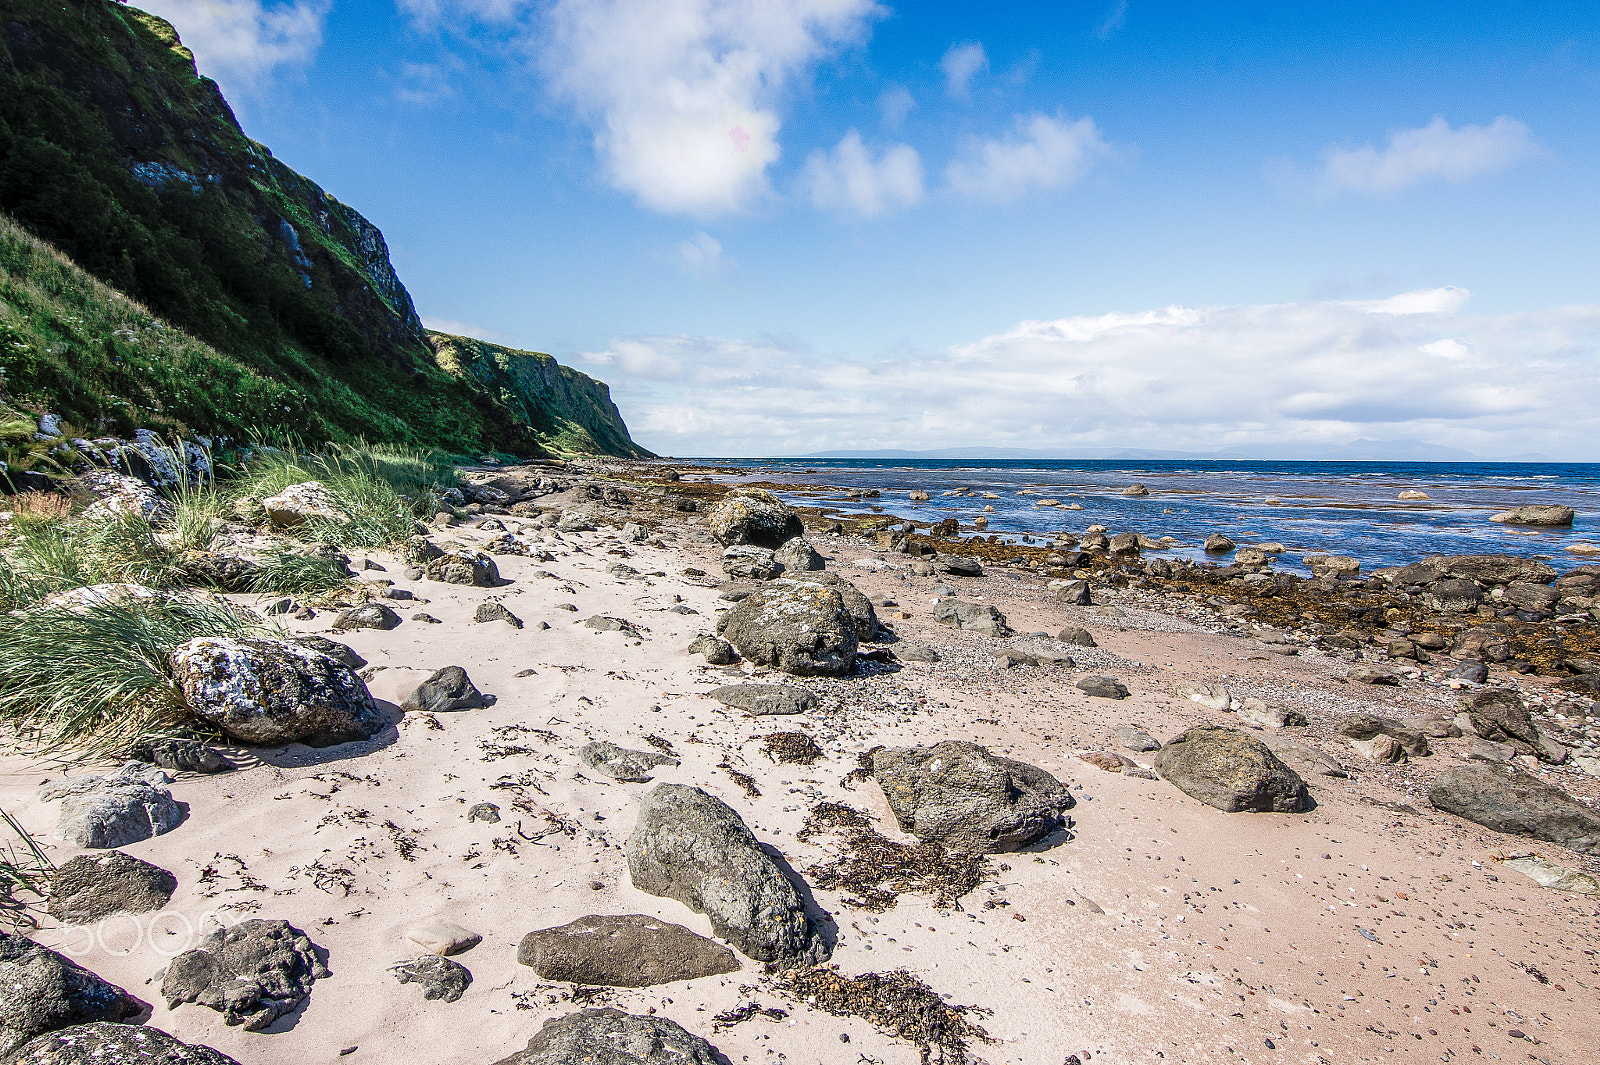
[2,456,1598,1064]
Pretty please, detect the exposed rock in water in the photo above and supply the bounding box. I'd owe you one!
[1154,726,1311,812]
[868,741,1072,853]
[1489,504,1575,526]
[1428,763,1600,855]
[516,914,740,987]
[490,1008,723,1065]
[162,919,329,1031]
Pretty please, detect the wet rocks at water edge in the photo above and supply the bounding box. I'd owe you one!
[402,666,490,713]
[517,914,740,987]
[4,1022,242,1064]
[1489,504,1575,526]
[1429,763,1600,855]
[708,683,817,716]
[0,931,142,1054]
[47,852,175,924]
[580,741,680,782]
[170,637,387,746]
[1204,533,1235,553]
[933,599,1011,637]
[716,584,858,676]
[491,1008,723,1065]
[868,741,1072,852]
[162,919,329,1030]
[625,784,827,968]
[707,487,803,548]
[1153,726,1312,813]
[390,955,471,1002]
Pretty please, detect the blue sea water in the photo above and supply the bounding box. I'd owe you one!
[695,459,1600,573]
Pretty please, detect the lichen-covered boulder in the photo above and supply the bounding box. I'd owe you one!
[707,488,803,548]
[78,470,168,523]
[492,1009,723,1065]
[1154,726,1311,812]
[776,572,878,640]
[716,585,857,676]
[261,481,346,527]
[775,537,825,572]
[0,932,141,1055]
[4,1022,241,1064]
[721,546,780,580]
[868,741,1072,853]
[626,784,826,969]
[38,764,184,849]
[169,637,386,747]
[162,920,328,1031]
[423,549,501,586]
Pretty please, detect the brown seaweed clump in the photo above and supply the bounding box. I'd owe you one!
[777,965,993,1065]
[798,803,988,911]
[760,731,823,765]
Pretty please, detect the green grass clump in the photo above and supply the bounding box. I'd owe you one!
[249,548,350,596]
[0,595,274,757]
[236,441,453,549]
[0,805,52,932]
[0,509,187,610]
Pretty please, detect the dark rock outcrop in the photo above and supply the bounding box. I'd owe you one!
[516,914,739,987]
[868,741,1072,853]
[1154,726,1311,813]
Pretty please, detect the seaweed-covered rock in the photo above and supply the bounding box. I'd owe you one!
[1154,726,1311,812]
[1429,763,1600,855]
[48,853,176,925]
[707,488,803,548]
[491,1009,722,1065]
[4,1022,241,1064]
[868,741,1072,853]
[423,550,501,587]
[716,585,857,676]
[170,637,386,747]
[401,666,489,713]
[580,742,679,783]
[516,914,739,987]
[162,919,328,1031]
[0,932,141,1055]
[626,784,826,969]
[261,481,345,528]
[389,955,471,1003]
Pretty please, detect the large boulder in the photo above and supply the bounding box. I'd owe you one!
[491,1009,723,1065]
[1423,554,1558,585]
[261,481,345,528]
[170,637,386,747]
[48,853,176,925]
[625,784,826,969]
[400,666,489,713]
[4,1023,240,1064]
[716,585,857,676]
[1429,763,1600,855]
[932,599,1011,637]
[707,488,803,548]
[162,919,329,1031]
[423,550,501,587]
[517,914,740,987]
[1502,582,1560,613]
[1489,504,1575,526]
[0,932,141,1056]
[1461,688,1545,757]
[1153,726,1311,813]
[869,742,1071,853]
[39,764,183,849]
[78,470,167,523]
[775,572,878,640]
[775,538,825,572]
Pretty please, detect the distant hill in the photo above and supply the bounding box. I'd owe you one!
[0,0,637,456]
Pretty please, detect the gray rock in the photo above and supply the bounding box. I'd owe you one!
[288,635,366,670]
[1336,714,1431,755]
[868,741,1072,853]
[775,571,879,640]
[687,635,737,665]
[620,522,647,542]
[48,853,176,925]
[423,550,501,587]
[0,932,141,1055]
[580,742,679,783]
[937,556,983,577]
[474,602,524,628]
[585,615,638,634]
[1462,688,1543,756]
[170,637,385,747]
[1423,554,1558,585]
[707,684,816,716]
[162,919,329,1031]
[774,538,825,572]
[1502,582,1560,612]
[1077,675,1129,699]
[124,737,231,774]
[933,599,1011,637]
[1058,626,1097,647]
[516,914,739,987]
[896,642,941,663]
[1449,659,1490,683]
[1055,580,1092,605]
[1258,734,1349,779]
[1469,739,1518,763]
[333,602,402,631]
[556,510,597,533]
[43,765,183,850]
[467,803,501,823]
[1233,699,1306,730]
[605,562,640,580]
[402,666,489,713]
[490,1009,722,1065]
[1115,726,1160,753]
[706,489,803,548]
[1429,763,1600,855]
[1348,666,1400,686]
[1153,726,1311,812]
[1424,578,1483,613]
[4,1022,241,1064]
[721,546,780,581]
[625,785,825,968]
[1489,504,1575,526]
[715,585,858,676]
[1204,534,1235,552]
[390,955,471,1003]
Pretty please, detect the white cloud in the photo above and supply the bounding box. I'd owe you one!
[802,130,923,217]
[578,289,1600,460]
[136,0,329,91]
[1096,0,1128,39]
[878,84,915,127]
[536,0,885,216]
[421,317,519,345]
[946,112,1109,201]
[1312,116,1540,196]
[676,231,727,277]
[939,41,987,98]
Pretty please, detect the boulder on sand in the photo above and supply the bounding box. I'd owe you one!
[716,585,857,676]
[0,931,141,1055]
[721,545,780,580]
[580,741,679,783]
[39,764,183,850]
[1461,688,1546,758]
[625,784,826,969]
[424,549,501,587]
[707,488,803,548]
[932,599,1011,637]
[4,1022,241,1065]
[401,666,489,713]
[162,919,329,1031]
[1429,763,1600,855]
[707,683,816,716]
[1154,726,1311,813]
[868,741,1072,853]
[776,572,878,640]
[48,852,176,924]
[517,914,739,987]
[491,1009,723,1065]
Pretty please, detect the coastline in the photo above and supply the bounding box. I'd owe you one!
[2,456,1597,1064]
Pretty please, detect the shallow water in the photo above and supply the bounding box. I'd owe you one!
[699,458,1600,571]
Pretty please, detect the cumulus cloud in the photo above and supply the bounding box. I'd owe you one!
[536,0,885,216]
[676,231,727,277]
[878,84,915,127]
[137,0,329,90]
[939,41,987,97]
[1303,116,1540,196]
[946,112,1109,201]
[802,130,923,217]
[577,289,1600,459]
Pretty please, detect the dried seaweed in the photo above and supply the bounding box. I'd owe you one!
[777,965,992,1065]
[718,762,761,798]
[799,803,988,912]
[760,731,823,765]
[711,1001,789,1031]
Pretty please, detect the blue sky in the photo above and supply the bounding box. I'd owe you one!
[137,1,1600,458]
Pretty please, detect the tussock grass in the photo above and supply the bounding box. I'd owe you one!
[0,805,52,932]
[0,596,275,757]
[250,548,351,596]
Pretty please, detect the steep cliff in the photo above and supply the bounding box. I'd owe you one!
[428,332,650,458]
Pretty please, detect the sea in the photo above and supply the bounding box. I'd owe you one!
[698,459,1600,574]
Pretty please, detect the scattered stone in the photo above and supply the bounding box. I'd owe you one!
[716,585,858,676]
[401,666,490,713]
[707,488,803,548]
[1176,681,1232,710]
[1077,676,1129,699]
[937,557,983,578]
[1115,726,1160,752]
[390,955,471,1003]
[626,784,826,968]
[1449,660,1490,683]
[40,764,183,849]
[708,683,817,716]
[261,481,345,527]
[4,1022,241,1064]
[1461,688,1544,757]
[517,914,740,988]
[620,522,646,542]
[688,635,737,664]
[1348,666,1400,686]
[1499,854,1599,895]
[467,803,501,824]
[1233,698,1305,730]
[405,920,482,957]
[1058,627,1097,647]
[1055,580,1092,605]
[48,853,176,925]
[1080,751,1134,773]
[163,919,328,1031]
[490,1008,723,1065]
[333,602,402,631]
[1350,734,1407,763]
[1429,764,1600,855]
[775,537,825,572]
[1489,504,1575,526]
[933,599,1011,637]
[125,736,232,774]
[1154,726,1311,813]
[868,741,1072,853]
[412,612,442,624]
[555,510,597,533]
[474,602,524,628]
[423,550,501,587]
[1337,714,1431,755]
[0,932,141,1054]
[722,545,781,580]
[1258,734,1348,778]
[993,648,1073,669]
[170,637,386,746]
[896,642,941,663]
[580,741,680,783]
[584,615,638,634]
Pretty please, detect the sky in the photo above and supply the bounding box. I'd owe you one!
[135,0,1600,459]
